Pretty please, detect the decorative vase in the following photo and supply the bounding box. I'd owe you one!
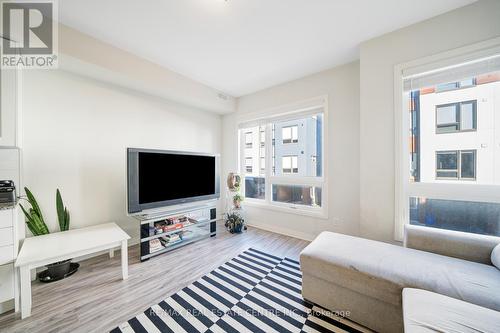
[227,172,241,191]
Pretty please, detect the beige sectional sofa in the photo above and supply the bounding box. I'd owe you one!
[402,288,500,332]
[300,225,500,333]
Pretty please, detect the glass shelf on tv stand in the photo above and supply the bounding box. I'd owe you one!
[138,202,218,261]
[142,226,212,260]
[141,218,218,242]
[138,201,217,224]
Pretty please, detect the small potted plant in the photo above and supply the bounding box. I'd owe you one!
[233,193,244,208]
[20,187,76,282]
[225,211,245,234]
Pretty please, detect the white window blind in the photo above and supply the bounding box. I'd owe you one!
[403,54,500,92]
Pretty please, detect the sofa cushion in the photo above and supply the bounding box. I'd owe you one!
[403,288,500,333]
[300,231,500,310]
[492,244,500,270]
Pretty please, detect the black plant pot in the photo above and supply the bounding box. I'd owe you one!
[233,223,243,233]
[46,259,72,279]
[39,261,79,283]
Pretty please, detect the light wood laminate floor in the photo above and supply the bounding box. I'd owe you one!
[0,223,309,333]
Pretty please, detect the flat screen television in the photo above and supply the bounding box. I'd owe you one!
[127,148,220,214]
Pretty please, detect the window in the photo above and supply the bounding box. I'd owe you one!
[460,150,476,179]
[245,176,265,200]
[282,156,298,174]
[282,126,298,144]
[273,118,321,177]
[396,44,500,240]
[245,132,253,148]
[245,157,252,173]
[460,101,476,131]
[242,125,265,198]
[409,197,500,236]
[435,78,476,92]
[435,150,476,180]
[260,130,265,147]
[436,151,458,178]
[436,104,459,132]
[436,101,476,133]
[273,184,321,207]
[239,104,325,215]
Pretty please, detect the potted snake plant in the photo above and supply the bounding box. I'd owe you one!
[20,187,74,281]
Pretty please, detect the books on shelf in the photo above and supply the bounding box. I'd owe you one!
[142,206,215,260]
[163,223,183,232]
[152,216,199,236]
[149,239,163,253]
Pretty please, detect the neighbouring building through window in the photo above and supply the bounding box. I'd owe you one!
[239,110,324,210]
[402,53,500,237]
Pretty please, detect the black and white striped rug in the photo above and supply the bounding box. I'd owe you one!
[111,248,368,333]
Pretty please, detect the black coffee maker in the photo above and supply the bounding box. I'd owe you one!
[0,180,16,204]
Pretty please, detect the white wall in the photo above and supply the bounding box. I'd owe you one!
[359,0,500,242]
[21,70,222,243]
[222,61,360,240]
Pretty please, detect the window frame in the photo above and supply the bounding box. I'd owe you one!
[282,155,298,174]
[435,150,476,180]
[245,157,253,173]
[394,38,500,241]
[435,78,476,93]
[282,125,299,144]
[237,96,328,219]
[245,132,253,148]
[435,150,459,179]
[435,100,477,134]
[459,150,477,180]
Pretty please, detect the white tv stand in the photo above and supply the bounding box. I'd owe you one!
[136,202,218,261]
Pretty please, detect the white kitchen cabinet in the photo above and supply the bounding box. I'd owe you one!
[0,245,14,263]
[0,264,15,303]
[0,209,13,228]
[0,206,18,314]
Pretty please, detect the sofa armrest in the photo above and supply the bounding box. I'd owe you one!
[404,224,500,265]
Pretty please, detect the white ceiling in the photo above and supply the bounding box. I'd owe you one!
[59,0,476,97]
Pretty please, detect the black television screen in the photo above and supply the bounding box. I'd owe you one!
[127,148,220,214]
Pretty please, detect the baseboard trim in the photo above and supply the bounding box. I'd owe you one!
[247,222,315,242]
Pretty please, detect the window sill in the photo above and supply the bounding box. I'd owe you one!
[243,199,328,219]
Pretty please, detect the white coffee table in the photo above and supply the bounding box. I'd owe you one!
[15,222,130,319]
